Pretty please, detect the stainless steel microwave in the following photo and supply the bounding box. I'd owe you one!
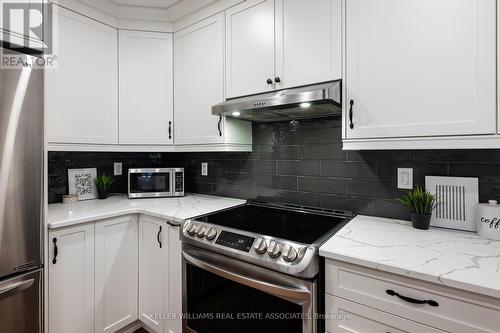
[128,168,184,199]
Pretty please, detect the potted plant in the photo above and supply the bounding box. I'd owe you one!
[397,186,436,230]
[94,174,114,200]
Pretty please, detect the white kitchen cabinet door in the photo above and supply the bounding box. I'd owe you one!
[345,0,496,139]
[119,30,173,145]
[225,0,275,98]
[139,216,166,333]
[48,223,94,333]
[174,13,225,145]
[46,6,118,144]
[95,215,138,333]
[166,223,182,333]
[275,0,341,89]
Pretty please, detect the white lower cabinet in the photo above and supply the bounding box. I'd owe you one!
[139,215,182,333]
[48,223,95,333]
[138,216,183,333]
[166,223,182,333]
[95,215,139,333]
[139,216,166,333]
[48,214,183,333]
[325,260,500,333]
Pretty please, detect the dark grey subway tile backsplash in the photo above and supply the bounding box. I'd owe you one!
[48,118,500,221]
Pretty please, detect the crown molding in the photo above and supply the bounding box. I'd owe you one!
[52,0,246,32]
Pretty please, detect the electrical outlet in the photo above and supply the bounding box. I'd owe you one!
[114,162,122,176]
[201,162,208,176]
[397,168,413,189]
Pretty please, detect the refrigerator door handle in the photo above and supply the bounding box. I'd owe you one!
[0,278,34,301]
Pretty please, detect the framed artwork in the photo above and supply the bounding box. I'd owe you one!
[425,176,478,231]
[68,168,97,200]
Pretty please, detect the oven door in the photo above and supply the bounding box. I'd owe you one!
[182,244,316,333]
[128,168,173,198]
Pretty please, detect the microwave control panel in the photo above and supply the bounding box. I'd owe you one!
[175,172,184,193]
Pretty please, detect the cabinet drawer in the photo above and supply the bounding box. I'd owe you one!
[326,260,500,332]
[326,295,445,333]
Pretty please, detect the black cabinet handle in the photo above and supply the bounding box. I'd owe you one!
[218,115,222,137]
[52,238,58,264]
[157,225,162,248]
[168,121,172,139]
[266,78,273,85]
[386,289,439,307]
[349,99,354,129]
[274,77,281,83]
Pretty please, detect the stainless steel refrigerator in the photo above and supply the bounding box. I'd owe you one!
[0,46,44,333]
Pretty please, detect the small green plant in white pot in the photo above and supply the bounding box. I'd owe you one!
[397,186,436,230]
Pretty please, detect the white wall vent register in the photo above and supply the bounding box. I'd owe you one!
[425,176,478,231]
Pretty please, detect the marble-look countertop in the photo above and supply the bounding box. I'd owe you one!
[319,215,500,299]
[47,194,245,229]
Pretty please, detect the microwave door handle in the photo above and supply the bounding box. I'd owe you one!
[182,250,311,301]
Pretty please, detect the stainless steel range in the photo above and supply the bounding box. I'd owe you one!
[180,200,353,333]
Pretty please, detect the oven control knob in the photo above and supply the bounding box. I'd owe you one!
[205,227,217,241]
[253,238,267,254]
[267,241,282,258]
[281,244,298,262]
[195,225,206,238]
[187,223,197,236]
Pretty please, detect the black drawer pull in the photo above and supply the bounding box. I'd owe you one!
[386,289,439,307]
[157,225,163,248]
[52,238,58,264]
[218,115,222,137]
[349,99,354,129]
[168,121,172,139]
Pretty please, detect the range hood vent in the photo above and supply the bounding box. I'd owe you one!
[212,80,342,122]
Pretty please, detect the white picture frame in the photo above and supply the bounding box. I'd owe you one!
[425,176,479,231]
[68,168,97,200]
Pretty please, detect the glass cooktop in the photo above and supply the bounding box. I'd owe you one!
[197,202,352,244]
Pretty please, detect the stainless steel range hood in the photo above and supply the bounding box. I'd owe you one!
[211,80,342,122]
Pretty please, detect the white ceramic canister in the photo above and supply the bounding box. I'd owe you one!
[475,200,500,240]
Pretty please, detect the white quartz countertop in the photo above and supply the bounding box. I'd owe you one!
[319,215,500,299]
[47,194,245,229]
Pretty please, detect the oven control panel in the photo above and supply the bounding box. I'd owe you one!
[215,231,254,252]
[181,220,309,269]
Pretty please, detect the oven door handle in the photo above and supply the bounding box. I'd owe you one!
[183,248,312,301]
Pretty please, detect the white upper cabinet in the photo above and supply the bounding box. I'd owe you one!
[275,0,342,89]
[174,13,225,145]
[174,12,252,148]
[225,0,276,98]
[95,215,138,333]
[225,0,342,98]
[345,0,496,140]
[48,223,94,333]
[46,6,118,144]
[119,30,174,145]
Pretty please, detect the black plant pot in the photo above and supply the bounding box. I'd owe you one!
[97,190,109,200]
[411,214,431,230]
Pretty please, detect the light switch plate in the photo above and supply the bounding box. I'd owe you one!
[397,168,413,189]
[114,162,122,176]
[201,162,208,176]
